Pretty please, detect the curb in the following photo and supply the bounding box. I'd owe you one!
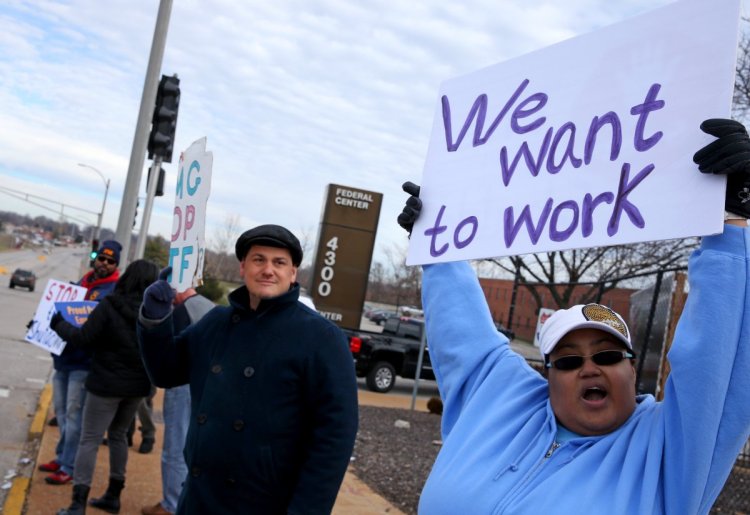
[29,383,52,438]
[2,382,52,515]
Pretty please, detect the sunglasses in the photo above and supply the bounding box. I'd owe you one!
[545,350,635,371]
[96,255,117,265]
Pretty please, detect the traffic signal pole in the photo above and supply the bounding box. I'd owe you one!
[115,0,173,268]
[134,157,163,259]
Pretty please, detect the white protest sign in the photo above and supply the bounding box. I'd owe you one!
[169,137,213,291]
[408,0,740,265]
[25,279,88,355]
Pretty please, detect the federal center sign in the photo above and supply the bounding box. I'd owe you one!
[311,184,382,328]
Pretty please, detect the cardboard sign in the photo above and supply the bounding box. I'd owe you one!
[169,137,213,291]
[408,0,740,265]
[25,279,88,355]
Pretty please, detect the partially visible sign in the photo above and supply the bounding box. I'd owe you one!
[311,184,383,328]
[55,301,98,328]
[25,279,87,355]
[533,308,556,349]
[408,0,740,265]
[169,137,213,291]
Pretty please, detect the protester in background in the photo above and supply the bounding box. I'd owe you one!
[137,224,358,514]
[141,287,214,515]
[51,259,159,515]
[397,119,750,514]
[37,239,122,486]
[127,389,157,453]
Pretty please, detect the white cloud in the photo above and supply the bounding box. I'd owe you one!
[0,0,696,267]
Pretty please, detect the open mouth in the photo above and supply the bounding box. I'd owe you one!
[582,386,607,401]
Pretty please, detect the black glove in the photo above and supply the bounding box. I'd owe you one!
[693,119,750,218]
[693,119,750,175]
[49,311,64,331]
[397,181,422,235]
[142,266,175,320]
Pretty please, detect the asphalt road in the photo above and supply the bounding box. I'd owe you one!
[0,245,86,506]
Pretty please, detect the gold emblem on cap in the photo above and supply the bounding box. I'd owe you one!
[581,304,628,339]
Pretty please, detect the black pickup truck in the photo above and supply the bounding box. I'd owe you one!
[344,317,434,393]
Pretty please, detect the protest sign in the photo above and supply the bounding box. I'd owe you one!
[25,279,88,355]
[169,137,213,291]
[55,301,98,327]
[408,0,741,265]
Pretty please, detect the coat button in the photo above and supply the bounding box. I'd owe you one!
[243,366,255,378]
[197,414,207,424]
[211,364,222,374]
[232,314,240,323]
[191,466,201,477]
[233,419,245,431]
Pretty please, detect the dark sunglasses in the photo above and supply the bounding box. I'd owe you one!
[96,255,117,265]
[546,350,635,371]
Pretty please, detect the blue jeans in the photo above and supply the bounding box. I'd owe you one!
[52,369,88,475]
[161,385,190,512]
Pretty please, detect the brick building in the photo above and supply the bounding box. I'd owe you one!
[478,277,637,343]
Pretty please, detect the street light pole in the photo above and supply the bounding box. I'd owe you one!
[78,163,110,242]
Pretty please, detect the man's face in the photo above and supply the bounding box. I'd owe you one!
[239,245,297,309]
[93,254,117,279]
[547,328,636,436]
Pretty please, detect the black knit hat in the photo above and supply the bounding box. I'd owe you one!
[98,240,122,265]
[235,224,303,266]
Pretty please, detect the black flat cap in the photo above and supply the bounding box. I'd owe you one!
[235,224,303,266]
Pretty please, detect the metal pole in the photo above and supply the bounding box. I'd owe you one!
[115,0,173,267]
[636,270,664,392]
[78,163,110,242]
[507,260,521,329]
[410,326,428,411]
[134,158,162,259]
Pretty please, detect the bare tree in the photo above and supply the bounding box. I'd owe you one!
[383,242,422,308]
[205,214,241,280]
[484,237,697,311]
[734,18,750,120]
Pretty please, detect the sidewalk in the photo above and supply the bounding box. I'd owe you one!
[16,388,427,515]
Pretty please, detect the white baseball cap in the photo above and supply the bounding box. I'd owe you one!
[539,303,632,358]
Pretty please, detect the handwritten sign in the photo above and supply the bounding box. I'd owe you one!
[55,301,98,327]
[407,0,740,265]
[25,279,87,355]
[169,137,213,291]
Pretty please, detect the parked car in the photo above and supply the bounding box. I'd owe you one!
[345,316,433,393]
[495,322,515,341]
[9,268,36,291]
[368,309,398,325]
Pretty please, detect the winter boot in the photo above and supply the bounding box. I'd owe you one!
[88,477,124,514]
[56,484,90,515]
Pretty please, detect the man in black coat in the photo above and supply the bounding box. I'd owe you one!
[137,224,359,515]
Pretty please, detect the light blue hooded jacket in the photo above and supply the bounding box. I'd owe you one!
[418,225,750,515]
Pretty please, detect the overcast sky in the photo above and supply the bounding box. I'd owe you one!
[2,0,737,266]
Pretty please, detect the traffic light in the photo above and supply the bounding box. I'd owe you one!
[146,166,165,197]
[147,74,180,163]
[89,238,99,267]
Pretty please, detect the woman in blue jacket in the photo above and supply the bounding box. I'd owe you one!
[398,119,750,514]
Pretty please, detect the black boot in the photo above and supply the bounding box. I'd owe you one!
[88,478,124,514]
[138,437,155,454]
[57,484,90,515]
